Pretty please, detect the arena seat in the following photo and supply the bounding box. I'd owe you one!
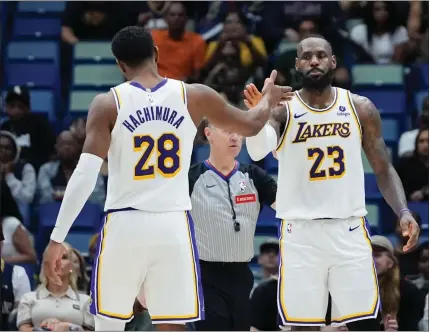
[357,90,405,114]
[257,205,278,226]
[7,41,58,62]
[7,63,58,88]
[361,149,373,173]
[65,232,94,256]
[17,1,65,14]
[365,203,380,229]
[30,90,55,114]
[364,173,380,199]
[193,144,210,163]
[352,65,404,87]
[73,64,124,88]
[69,90,102,113]
[408,201,429,230]
[415,90,428,112]
[74,42,115,63]
[419,63,429,88]
[264,153,278,174]
[381,118,400,142]
[13,18,61,39]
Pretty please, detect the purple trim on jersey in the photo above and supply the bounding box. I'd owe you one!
[204,160,239,181]
[186,211,205,320]
[130,78,168,92]
[105,207,137,214]
[89,215,108,316]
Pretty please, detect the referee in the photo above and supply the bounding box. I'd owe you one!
[189,120,277,331]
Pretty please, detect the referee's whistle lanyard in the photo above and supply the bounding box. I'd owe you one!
[226,179,241,232]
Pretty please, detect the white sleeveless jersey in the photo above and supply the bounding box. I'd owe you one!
[104,78,197,212]
[275,87,367,220]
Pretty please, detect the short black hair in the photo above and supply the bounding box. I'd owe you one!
[297,34,333,55]
[111,26,154,67]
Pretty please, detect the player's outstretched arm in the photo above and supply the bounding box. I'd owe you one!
[243,83,290,161]
[354,94,420,251]
[44,92,116,285]
[186,70,292,137]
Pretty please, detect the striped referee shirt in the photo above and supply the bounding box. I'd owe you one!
[189,160,277,262]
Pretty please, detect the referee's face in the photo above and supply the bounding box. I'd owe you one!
[206,126,243,158]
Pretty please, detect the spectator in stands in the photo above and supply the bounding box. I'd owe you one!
[407,242,429,296]
[205,10,267,71]
[0,182,36,265]
[250,275,278,332]
[398,96,428,158]
[69,117,87,149]
[254,238,279,287]
[37,130,106,207]
[350,1,410,64]
[17,243,94,331]
[151,2,206,82]
[1,86,55,171]
[72,249,90,295]
[1,258,32,330]
[203,40,250,106]
[274,19,350,90]
[372,235,424,331]
[407,1,429,63]
[396,128,429,202]
[136,1,171,29]
[0,131,36,222]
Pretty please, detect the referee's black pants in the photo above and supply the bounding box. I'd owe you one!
[195,260,254,331]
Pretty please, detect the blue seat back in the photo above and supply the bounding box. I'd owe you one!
[18,1,65,13]
[13,18,61,39]
[7,41,58,62]
[7,63,58,88]
[357,90,405,114]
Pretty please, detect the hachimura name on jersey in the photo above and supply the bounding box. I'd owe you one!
[275,87,367,220]
[104,79,197,213]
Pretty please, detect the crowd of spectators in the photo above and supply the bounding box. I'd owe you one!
[0,1,428,331]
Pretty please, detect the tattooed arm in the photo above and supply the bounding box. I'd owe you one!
[353,94,420,251]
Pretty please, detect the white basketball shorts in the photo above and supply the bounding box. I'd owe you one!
[277,217,380,327]
[89,209,204,324]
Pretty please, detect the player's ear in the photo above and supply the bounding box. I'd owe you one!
[116,59,126,75]
[204,126,211,141]
[331,55,337,70]
[154,46,159,64]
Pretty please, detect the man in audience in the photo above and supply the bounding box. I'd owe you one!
[151,1,206,82]
[253,238,279,287]
[407,242,429,296]
[37,131,106,207]
[1,86,55,171]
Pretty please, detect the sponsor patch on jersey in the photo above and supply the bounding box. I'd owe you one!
[337,105,350,117]
[235,193,256,204]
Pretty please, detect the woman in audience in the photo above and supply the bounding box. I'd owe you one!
[350,1,410,64]
[0,180,37,264]
[17,243,94,331]
[72,248,90,294]
[396,128,429,202]
[372,235,425,331]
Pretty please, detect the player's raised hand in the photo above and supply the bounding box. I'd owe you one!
[243,79,294,110]
[399,211,420,252]
[43,240,66,286]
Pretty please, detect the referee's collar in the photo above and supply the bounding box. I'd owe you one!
[204,159,239,181]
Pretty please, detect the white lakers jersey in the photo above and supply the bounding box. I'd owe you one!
[104,78,197,212]
[275,87,367,220]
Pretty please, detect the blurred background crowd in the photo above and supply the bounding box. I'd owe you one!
[0,1,428,331]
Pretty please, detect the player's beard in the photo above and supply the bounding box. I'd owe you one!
[297,68,334,93]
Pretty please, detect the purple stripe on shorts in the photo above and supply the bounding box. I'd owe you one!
[186,211,205,320]
[89,215,108,315]
[276,220,288,325]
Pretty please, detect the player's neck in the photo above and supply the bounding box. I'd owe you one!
[130,66,164,86]
[299,86,334,109]
[208,154,236,175]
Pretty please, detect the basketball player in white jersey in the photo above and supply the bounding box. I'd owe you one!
[244,35,420,331]
[42,26,293,331]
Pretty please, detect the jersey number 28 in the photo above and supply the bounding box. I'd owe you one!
[133,133,180,180]
[307,145,345,181]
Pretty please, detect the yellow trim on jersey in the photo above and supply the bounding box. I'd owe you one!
[96,214,134,320]
[180,82,186,104]
[331,217,379,323]
[112,87,122,110]
[346,91,363,139]
[278,220,326,324]
[276,102,292,152]
[295,87,339,114]
[151,212,200,320]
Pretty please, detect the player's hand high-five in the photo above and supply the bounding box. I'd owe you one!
[244,78,294,109]
[259,70,295,109]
